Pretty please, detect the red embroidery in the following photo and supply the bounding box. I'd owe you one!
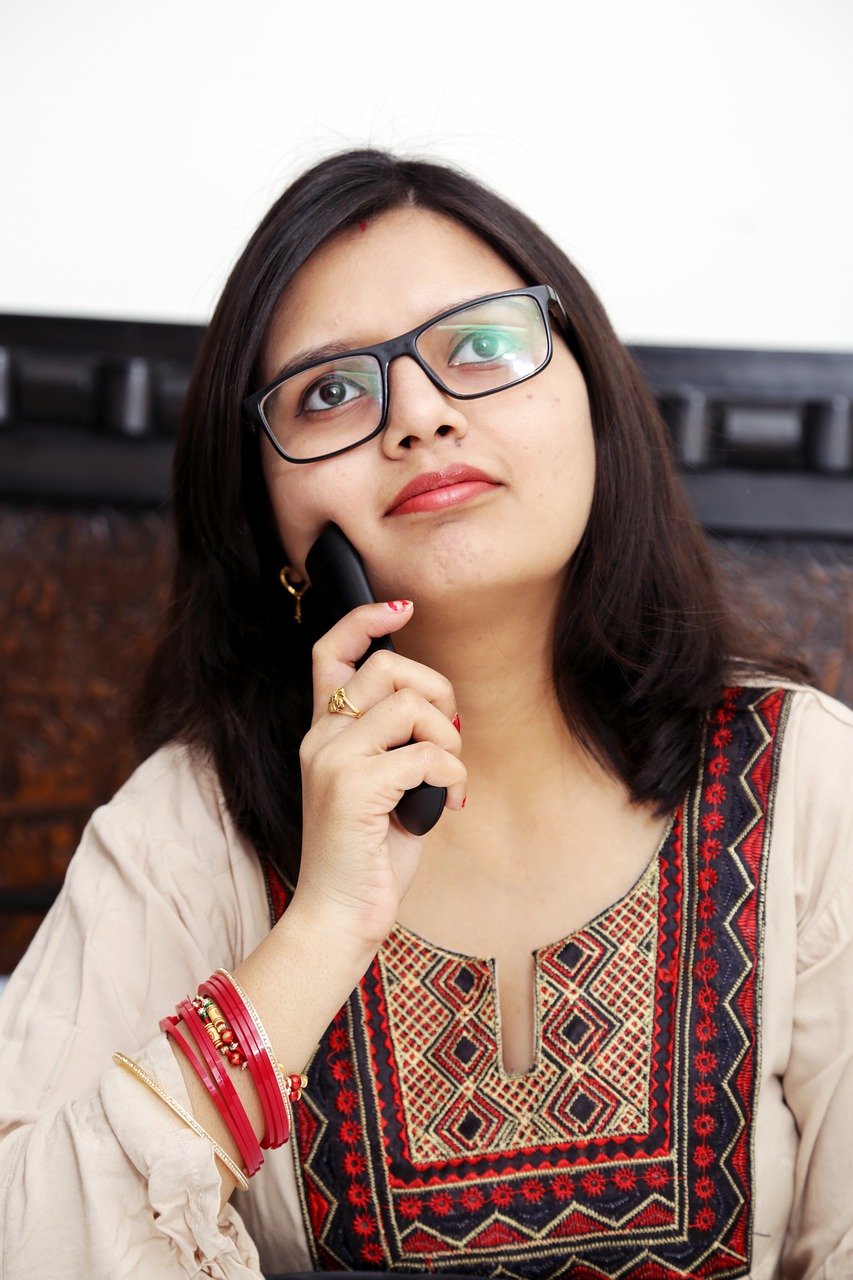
[582,1171,606,1197]
[552,1173,575,1199]
[430,1192,454,1216]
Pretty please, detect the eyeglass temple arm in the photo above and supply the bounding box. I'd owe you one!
[546,286,570,333]
[546,286,588,372]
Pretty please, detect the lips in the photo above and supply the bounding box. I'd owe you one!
[385,464,500,515]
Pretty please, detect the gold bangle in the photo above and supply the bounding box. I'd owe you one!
[112,1052,250,1192]
[215,968,294,1130]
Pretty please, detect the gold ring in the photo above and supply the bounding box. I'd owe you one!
[328,686,364,719]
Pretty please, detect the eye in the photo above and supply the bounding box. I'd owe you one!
[299,372,376,415]
[447,326,522,367]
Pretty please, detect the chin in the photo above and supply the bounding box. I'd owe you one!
[398,570,510,614]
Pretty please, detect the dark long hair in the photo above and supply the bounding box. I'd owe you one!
[135,147,810,881]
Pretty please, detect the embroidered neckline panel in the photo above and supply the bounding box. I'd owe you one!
[374,851,661,1162]
[262,685,792,1278]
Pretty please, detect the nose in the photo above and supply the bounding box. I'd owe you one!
[380,355,469,456]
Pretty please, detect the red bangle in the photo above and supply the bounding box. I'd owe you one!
[201,974,285,1149]
[215,968,296,1125]
[160,1013,263,1178]
[176,998,265,1176]
[200,974,288,1148]
[194,996,247,1069]
[220,971,294,1143]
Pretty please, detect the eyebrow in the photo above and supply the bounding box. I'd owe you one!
[268,341,357,385]
[267,290,519,385]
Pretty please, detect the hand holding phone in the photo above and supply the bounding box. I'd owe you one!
[305,524,448,836]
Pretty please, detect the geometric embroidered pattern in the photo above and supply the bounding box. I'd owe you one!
[379,853,661,1163]
[262,685,793,1278]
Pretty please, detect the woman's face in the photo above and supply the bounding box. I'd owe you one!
[259,207,595,610]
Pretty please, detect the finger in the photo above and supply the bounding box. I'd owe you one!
[363,741,468,813]
[323,648,458,729]
[311,600,414,711]
[363,689,463,755]
[311,691,462,779]
[306,693,464,816]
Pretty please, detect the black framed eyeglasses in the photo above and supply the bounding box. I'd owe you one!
[243,283,570,464]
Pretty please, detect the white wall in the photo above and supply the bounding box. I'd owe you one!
[0,0,850,349]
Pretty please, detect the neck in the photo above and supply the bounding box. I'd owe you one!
[392,580,603,827]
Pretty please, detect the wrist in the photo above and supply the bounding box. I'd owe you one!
[283,884,387,969]
[231,889,378,1059]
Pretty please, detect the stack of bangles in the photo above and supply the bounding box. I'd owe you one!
[112,968,306,1190]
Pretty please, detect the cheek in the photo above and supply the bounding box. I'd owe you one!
[548,357,595,466]
[262,447,373,579]
[529,395,596,559]
[571,399,597,487]
[556,375,595,458]
[267,485,324,575]
[525,390,595,489]
[261,451,330,575]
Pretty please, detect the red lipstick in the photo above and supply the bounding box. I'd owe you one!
[385,465,500,516]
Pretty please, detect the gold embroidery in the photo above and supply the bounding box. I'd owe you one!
[380,855,660,1163]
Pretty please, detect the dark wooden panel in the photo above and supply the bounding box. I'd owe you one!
[0,504,850,975]
[712,537,852,699]
[0,506,171,972]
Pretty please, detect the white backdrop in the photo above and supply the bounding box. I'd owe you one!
[0,0,850,348]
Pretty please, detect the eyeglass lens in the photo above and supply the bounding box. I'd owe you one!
[260,293,549,461]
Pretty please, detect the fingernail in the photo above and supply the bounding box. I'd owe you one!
[452,713,461,733]
[387,600,412,612]
[461,794,467,809]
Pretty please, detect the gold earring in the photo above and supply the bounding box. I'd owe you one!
[279,566,310,623]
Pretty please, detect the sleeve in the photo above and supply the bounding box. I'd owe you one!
[780,690,853,1279]
[0,751,269,1279]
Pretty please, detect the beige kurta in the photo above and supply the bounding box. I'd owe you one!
[0,678,851,1279]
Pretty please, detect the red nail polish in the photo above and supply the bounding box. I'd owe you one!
[387,600,412,611]
[452,713,461,733]
[461,795,467,809]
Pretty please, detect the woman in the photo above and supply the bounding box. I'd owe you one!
[1,148,850,1280]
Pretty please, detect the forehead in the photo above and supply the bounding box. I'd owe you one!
[262,207,527,377]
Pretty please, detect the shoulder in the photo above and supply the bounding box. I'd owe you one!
[719,667,853,809]
[68,740,261,902]
[725,671,853,937]
[725,666,853,811]
[725,669,853,753]
[775,680,853,753]
[104,740,229,839]
[780,684,853,942]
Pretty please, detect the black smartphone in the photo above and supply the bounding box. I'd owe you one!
[305,523,447,836]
